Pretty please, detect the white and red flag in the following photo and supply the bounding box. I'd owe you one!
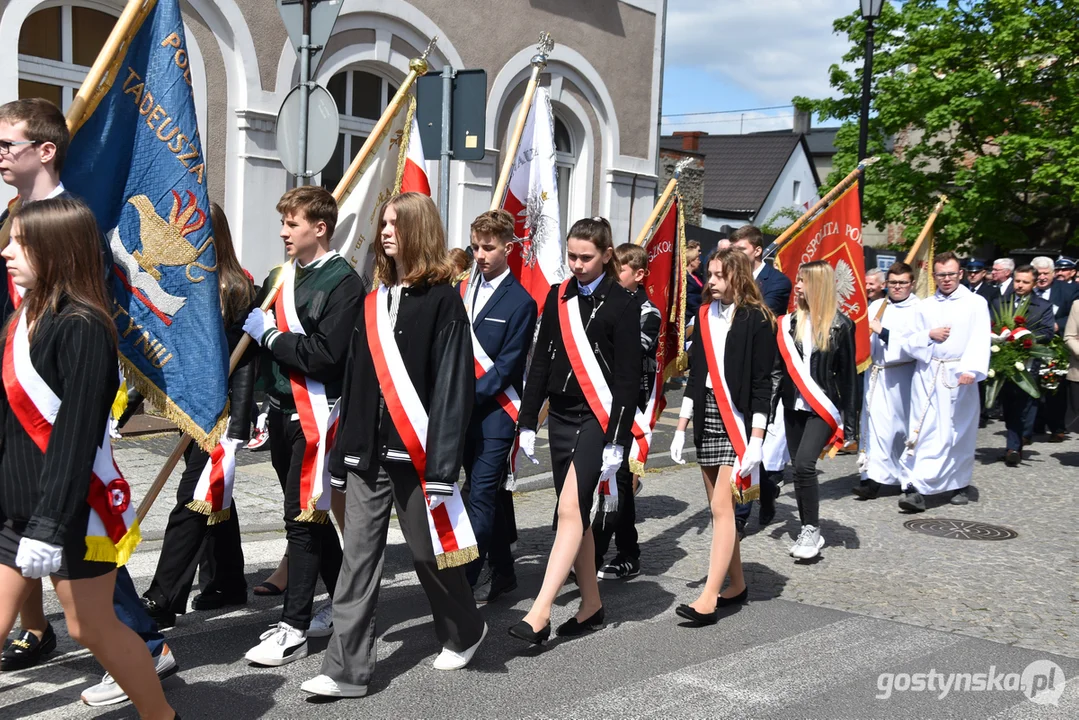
[500,87,564,311]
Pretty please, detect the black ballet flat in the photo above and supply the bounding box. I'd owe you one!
[675,604,717,625]
[717,587,748,608]
[508,620,551,645]
[556,607,605,637]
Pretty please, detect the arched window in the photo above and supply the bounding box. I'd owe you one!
[553,115,574,235]
[320,68,398,191]
[18,5,116,110]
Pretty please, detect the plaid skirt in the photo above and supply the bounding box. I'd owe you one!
[697,387,737,467]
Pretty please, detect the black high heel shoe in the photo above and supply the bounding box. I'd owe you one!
[508,620,551,645]
[556,607,605,637]
[717,587,748,608]
[675,604,718,625]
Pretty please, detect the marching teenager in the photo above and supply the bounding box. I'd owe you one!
[510,217,642,645]
[458,210,537,603]
[670,249,775,624]
[242,186,363,665]
[775,261,857,560]
[854,262,921,500]
[301,192,486,699]
[140,203,255,623]
[0,197,177,720]
[0,98,176,707]
[595,243,660,581]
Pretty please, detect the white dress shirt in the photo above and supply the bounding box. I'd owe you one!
[793,318,815,412]
[470,267,511,322]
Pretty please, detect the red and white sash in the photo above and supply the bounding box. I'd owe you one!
[459,274,525,488]
[558,279,652,512]
[776,314,844,452]
[2,310,140,564]
[366,285,479,569]
[187,438,238,524]
[699,303,759,498]
[276,262,338,522]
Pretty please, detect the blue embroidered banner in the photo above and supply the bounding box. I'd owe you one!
[63,0,228,449]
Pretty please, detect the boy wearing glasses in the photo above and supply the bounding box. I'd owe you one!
[897,252,990,512]
[854,262,921,500]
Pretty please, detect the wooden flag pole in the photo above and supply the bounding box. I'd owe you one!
[763,157,879,260]
[136,270,288,524]
[872,195,948,324]
[489,32,554,211]
[634,159,692,246]
[332,42,435,203]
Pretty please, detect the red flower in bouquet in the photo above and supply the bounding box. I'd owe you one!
[1014,315,1027,326]
[1023,337,1034,349]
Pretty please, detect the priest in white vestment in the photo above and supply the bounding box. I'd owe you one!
[899,253,990,511]
[855,263,921,499]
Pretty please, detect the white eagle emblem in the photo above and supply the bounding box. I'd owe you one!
[834,259,856,301]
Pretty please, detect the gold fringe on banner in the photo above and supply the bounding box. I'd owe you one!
[393,96,418,194]
[84,520,142,566]
[120,357,229,453]
[435,544,480,570]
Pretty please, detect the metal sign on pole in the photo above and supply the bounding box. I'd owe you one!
[276,0,342,183]
[275,84,339,177]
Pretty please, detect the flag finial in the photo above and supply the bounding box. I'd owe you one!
[533,32,554,67]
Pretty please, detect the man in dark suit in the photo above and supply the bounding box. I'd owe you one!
[1031,256,1077,441]
[993,265,1055,465]
[460,210,537,604]
[730,225,790,527]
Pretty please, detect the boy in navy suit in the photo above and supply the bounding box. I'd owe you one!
[461,210,537,604]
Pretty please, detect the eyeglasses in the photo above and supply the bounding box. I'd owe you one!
[886,280,911,286]
[0,139,39,156]
[933,272,959,279]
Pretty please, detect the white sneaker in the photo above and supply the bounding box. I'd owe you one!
[432,623,487,671]
[307,602,334,638]
[301,674,367,698]
[81,643,179,706]
[244,622,308,666]
[790,525,825,560]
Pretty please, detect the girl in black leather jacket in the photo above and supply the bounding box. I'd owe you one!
[775,261,857,561]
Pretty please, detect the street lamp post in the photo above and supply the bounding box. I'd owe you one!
[858,0,883,206]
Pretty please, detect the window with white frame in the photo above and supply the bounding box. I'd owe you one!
[18,5,117,111]
[553,115,574,234]
[320,68,398,192]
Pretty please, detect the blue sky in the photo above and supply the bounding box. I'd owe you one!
[661,0,857,135]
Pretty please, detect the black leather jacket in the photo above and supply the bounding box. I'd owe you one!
[774,311,858,437]
[329,282,474,495]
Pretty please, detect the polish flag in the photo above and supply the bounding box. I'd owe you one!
[401,109,430,195]
[500,87,564,311]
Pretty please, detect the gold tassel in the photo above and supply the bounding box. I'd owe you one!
[294,509,329,524]
[83,520,142,566]
[185,499,214,516]
[629,458,646,476]
[435,544,479,570]
[206,507,232,526]
[734,483,761,504]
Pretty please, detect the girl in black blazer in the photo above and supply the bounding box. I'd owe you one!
[670,249,776,624]
[0,197,175,719]
[776,260,857,561]
[511,218,642,644]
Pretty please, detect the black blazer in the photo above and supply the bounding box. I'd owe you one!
[459,272,538,440]
[329,282,474,495]
[775,312,858,436]
[969,280,1000,305]
[519,275,642,447]
[684,304,776,447]
[756,262,793,317]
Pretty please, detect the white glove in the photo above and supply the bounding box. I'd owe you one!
[600,443,623,482]
[670,430,686,465]
[519,429,539,464]
[427,494,445,510]
[16,538,63,579]
[243,308,276,345]
[857,451,869,473]
[739,436,764,479]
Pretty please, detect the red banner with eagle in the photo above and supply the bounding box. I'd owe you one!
[773,184,870,371]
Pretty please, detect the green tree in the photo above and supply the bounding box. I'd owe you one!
[795,0,1079,252]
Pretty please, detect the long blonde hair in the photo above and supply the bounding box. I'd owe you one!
[795,260,838,351]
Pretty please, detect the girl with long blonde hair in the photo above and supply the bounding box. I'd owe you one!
[776,260,857,561]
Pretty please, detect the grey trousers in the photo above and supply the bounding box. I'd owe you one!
[320,461,485,690]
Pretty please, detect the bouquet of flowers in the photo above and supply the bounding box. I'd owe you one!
[1037,336,1070,393]
[985,299,1054,408]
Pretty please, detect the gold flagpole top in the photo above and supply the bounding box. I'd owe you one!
[410,36,438,75]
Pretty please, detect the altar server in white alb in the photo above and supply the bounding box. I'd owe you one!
[899,251,990,512]
[853,262,921,500]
